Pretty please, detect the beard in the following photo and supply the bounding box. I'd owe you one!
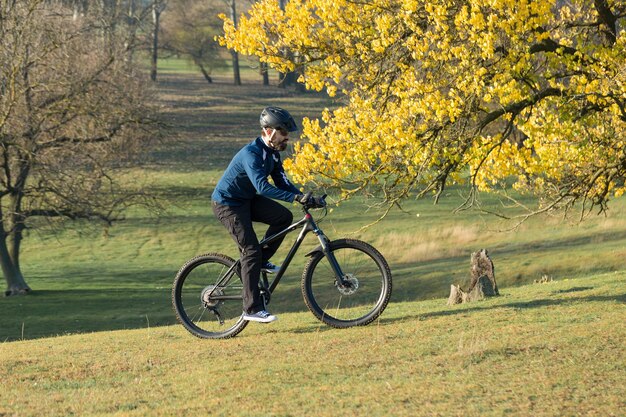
[270,139,288,151]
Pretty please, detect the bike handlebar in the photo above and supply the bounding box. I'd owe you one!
[300,192,327,210]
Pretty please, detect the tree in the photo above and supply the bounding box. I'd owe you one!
[160,0,226,84]
[226,0,242,85]
[0,0,161,295]
[151,0,167,81]
[221,0,626,220]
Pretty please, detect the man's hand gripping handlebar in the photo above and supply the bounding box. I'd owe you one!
[295,191,327,209]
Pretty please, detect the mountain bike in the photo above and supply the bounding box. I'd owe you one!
[172,195,392,339]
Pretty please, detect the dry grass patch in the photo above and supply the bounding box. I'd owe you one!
[375,225,481,263]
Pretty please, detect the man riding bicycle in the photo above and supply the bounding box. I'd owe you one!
[211,106,323,323]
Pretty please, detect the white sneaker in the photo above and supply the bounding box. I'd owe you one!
[242,310,278,323]
[261,261,281,274]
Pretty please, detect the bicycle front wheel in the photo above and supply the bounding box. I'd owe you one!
[172,253,248,339]
[302,239,392,328]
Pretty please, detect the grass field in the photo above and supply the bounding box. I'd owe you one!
[1,60,626,416]
[2,272,625,416]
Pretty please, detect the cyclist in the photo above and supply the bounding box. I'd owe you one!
[211,106,320,323]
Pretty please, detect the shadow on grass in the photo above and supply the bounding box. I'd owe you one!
[379,292,626,326]
[1,287,176,342]
[551,286,595,294]
[0,273,312,342]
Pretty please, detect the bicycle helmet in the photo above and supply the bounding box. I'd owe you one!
[259,106,298,132]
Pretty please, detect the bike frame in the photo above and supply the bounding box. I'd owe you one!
[209,207,347,299]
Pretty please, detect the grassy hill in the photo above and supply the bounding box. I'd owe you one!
[1,63,626,416]
[1,272,625,416]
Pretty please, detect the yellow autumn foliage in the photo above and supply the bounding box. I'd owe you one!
[221,0,626,216]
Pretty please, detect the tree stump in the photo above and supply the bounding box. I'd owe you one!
[447,249,499,305]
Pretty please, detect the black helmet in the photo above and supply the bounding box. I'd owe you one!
[260,106,298,132]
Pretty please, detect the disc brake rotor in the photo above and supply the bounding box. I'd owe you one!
[337,274,359,296]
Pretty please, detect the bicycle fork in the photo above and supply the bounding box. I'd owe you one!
[310,225,352,289]
[319,235,344,276]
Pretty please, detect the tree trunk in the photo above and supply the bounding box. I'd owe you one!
[150,2,162,82]
[260,61,269,86]
[277,0,291,88]
[229,0,242,86]
[0,228,30,297]
[4,47,33,296]
[231,51,241,86]
[195,61,213,84]
[124,0,137,65]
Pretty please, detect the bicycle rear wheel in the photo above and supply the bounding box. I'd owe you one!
[302,239,392,328]
[172,253,248,339]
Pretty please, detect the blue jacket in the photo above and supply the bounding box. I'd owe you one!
[211,137,301,206]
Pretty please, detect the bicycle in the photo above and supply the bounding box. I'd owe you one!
[171,194,392,339]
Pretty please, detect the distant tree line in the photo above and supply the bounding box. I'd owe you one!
[145,0,302,87]
[44,0,298,87]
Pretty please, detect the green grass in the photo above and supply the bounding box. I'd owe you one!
[1,272,625,416]
[7,187,625,341]
[1,60,626,415]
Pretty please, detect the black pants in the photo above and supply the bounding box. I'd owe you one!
[212,196,293,314]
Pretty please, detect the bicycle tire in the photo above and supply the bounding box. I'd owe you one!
[301,239,392,328]
[172,253,248,339]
